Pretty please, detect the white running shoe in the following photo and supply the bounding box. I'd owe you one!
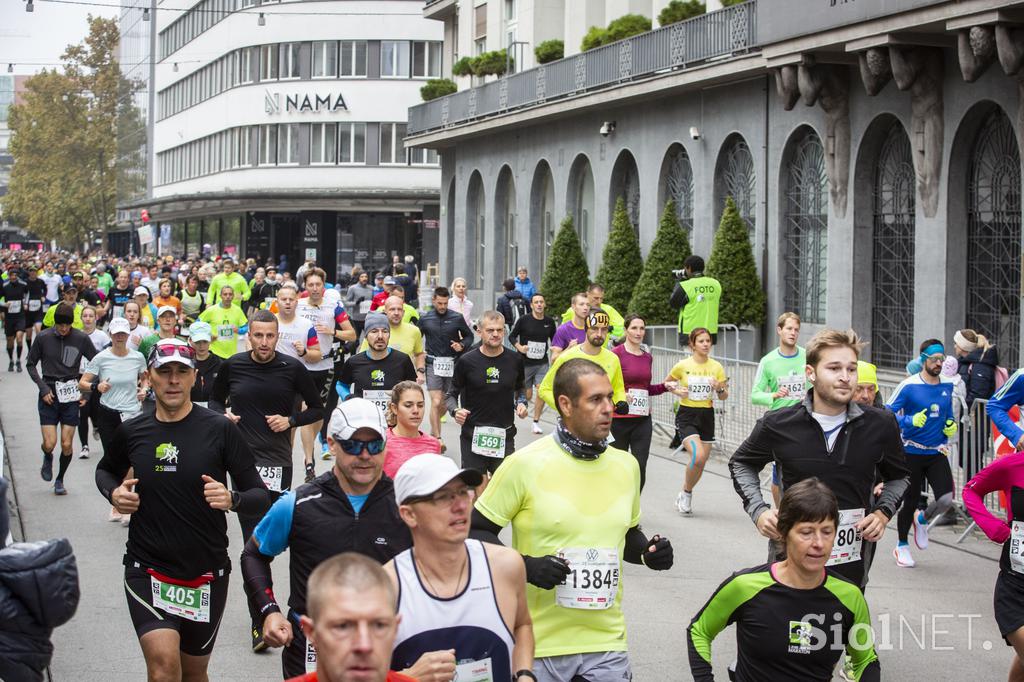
[531,421,543,435]
[78,445,90,460]
[675,491,693,515]
[912,511,929,550]
[893,544,915,568]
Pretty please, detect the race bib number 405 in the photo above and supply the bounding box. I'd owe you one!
[556,547,619,610]
[150,576,211,622]
[826,508,864,567]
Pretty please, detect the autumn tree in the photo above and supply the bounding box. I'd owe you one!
[7,16,141,247]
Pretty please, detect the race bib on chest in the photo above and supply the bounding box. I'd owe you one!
[778,375,807,400]
[556,547,619,610]
[363,389,390,414]
[359,300,372,315]
[217,325,234,339]
[1011,521,1024,574]
[150,576,211,622]
[826,508,864,566]
[6,300,22,314]
[55,380,81,404]
[687,376,714,402]
[471,425,506,458]
[305,639,317,674]
[526,341,547,360]
[28,299,41,312]
[192,401,208,409]
[455,658,493,682]
[627,388,650,416]
[258,465,284,493]
[433,356,455,377]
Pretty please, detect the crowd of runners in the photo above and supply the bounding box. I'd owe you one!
[4,249,1024,682]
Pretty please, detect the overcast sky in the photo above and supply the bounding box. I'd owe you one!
[1,3,119,76]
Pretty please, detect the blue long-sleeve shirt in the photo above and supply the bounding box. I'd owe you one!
[886,374,955,454]
[988,369,1024,448]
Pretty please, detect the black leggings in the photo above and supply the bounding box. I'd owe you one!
[897,453,955,543]
[78,390,100,447]
[93,403,124,455]
[610,416,653,491]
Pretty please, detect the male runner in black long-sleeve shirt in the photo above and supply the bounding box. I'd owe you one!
[96,337,270,680]
[207,308,323,651]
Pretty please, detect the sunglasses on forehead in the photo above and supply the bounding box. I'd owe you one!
[333,436,386,456]
[150,343,196,362]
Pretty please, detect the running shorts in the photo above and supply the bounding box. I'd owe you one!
[676,406,715,443]
[524,363,549,388]
[308,369,334,405]
[425,362,454,393]
[5,315,26,336]
[38,394,80,427]
[123,564,229,657]
[25,310,43,327]
[995,569,1024,643]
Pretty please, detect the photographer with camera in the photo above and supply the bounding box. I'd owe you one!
[669,255,721,348]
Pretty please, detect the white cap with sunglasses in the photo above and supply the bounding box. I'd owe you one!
[147,338,196,369]
[328,397,388,443]
[393,454,483,505]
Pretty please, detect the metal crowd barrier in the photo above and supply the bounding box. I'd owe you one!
[644,345,1005,533]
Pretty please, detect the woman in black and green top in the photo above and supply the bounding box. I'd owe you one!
[688,478,880,681]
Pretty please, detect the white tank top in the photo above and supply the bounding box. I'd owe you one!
[391,539,515,682]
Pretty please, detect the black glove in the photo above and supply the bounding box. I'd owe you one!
[523,554,571,589]
[642,536,673,571]
[614,401,629,415]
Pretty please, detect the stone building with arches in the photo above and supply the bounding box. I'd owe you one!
[408,0,1024,369]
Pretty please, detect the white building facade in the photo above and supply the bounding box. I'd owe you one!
[142,0,442,278]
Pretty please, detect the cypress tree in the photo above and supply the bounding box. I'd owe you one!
[706,197,766,327]
[595,197,644,315]
[540,215,591,313]
[629,200,691,324]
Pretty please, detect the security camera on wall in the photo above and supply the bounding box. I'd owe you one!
[600,121,616,137]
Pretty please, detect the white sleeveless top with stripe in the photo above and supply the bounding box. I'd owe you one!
[391,539,515,682]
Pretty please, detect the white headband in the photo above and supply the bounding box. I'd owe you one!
[954,330,977,353]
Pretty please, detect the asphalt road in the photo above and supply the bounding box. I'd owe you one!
[0,364,1011,681]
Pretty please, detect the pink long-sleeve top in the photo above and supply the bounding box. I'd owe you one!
[963,451,1024,573]
[611,343,668,419]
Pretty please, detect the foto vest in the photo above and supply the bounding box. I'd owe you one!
[678,275,721,334]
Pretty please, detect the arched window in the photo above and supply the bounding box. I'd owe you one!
[496,167,518,281]
[610,150,641,237]
[530,161,556,274]
[661,144,694,236]
[782,129,828,323]
[567,155,595,264]
[715,134,756,237]
[966,108,1022,368]
[466,171,486,288]
[871,122,916,369]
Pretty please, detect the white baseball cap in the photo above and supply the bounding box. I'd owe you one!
[157,305,177,317]
[393,454,483,505]
[108,317,131,335]
[146,337,196,369]
[133,286,150,297]
[327,397,388,442]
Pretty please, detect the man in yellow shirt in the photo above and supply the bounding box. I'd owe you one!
[359,295,425,381]
[539,310,627,412]
[472,358,674,680]
[560,283,624,341]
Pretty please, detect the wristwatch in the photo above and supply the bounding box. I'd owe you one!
[514,671,537,681]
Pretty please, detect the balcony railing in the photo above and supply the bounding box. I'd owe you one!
[408,1,757,136]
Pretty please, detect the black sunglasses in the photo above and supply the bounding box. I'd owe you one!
[334,437,385,456]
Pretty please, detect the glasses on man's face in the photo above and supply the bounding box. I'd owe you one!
[410,486,475,507]
[334,437,386,456]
